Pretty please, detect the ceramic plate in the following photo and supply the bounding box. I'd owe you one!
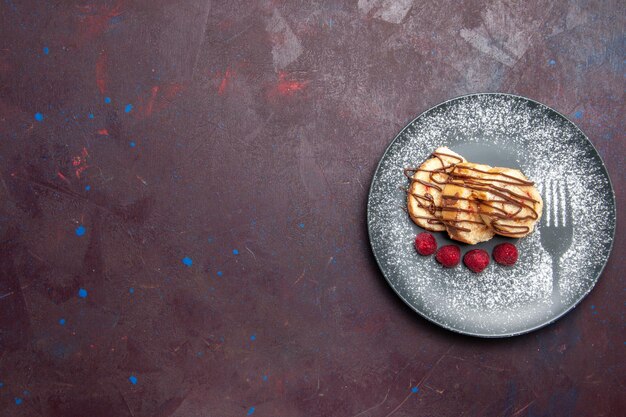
[367,93,616,337]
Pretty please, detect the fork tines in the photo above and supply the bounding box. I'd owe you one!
[541,179,570,227]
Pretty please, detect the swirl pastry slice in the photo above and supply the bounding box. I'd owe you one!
[405,147,466,232]
[441,163,496,244]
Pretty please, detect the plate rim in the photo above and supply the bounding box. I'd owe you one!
[366,92,617,338]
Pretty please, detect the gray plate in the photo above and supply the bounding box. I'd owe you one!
[367,93,616,337]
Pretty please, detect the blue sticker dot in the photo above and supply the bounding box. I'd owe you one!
[574,110,583,119]
[34,112,44,121]
[232,249,239,255]
[124,104,133,113]
[15,397,22,405]
[129,375,137,385]
[43,46,49,55]
[129,287,134,294]
[88,113,94,119]
[59,318,66,325]
[85,185,91,191]
[548,59,556,66]
[217,271,223,277]
[262,375,268,381]
[247,407,255,415]
[411,386,419,393]
[0,381,4,388]
[129,141,136,147]
[196,351,203,357]
[182,257,193,267]
[298,223,305,228]
[78,288,88,298]
[104,97,111,104]
[75,225,86,236]
[250,334,256,341]
[591,305,595,309]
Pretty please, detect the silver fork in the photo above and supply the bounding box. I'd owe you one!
[539,179,574,307]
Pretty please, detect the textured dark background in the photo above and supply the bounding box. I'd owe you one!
[0,1,624,416]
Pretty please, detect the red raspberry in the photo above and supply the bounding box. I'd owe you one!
[435,245,460,268]
[492,243,518,266]
[414,232,437,256]
[463,249,490,273]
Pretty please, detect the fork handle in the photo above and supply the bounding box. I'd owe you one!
[551,257,561,307]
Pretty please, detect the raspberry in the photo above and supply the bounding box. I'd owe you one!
[435,245,461,268]
[414,232,437,256]
[493,243,518,266]
[463,249,490,273]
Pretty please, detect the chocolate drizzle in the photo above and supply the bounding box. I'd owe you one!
[440,195,488,232]
[404,151,464,225]
[404,152,541,237]
[447,165,540,237]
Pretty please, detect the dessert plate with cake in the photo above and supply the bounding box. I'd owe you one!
[367,94,616,337]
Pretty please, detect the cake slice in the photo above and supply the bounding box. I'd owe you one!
[440,162,495,244]
[472,167,543,238]
[406,147,465,232]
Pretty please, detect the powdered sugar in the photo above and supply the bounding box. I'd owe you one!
[368,94,616,336]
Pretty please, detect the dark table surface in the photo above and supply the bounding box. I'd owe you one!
[1,1,624,416]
